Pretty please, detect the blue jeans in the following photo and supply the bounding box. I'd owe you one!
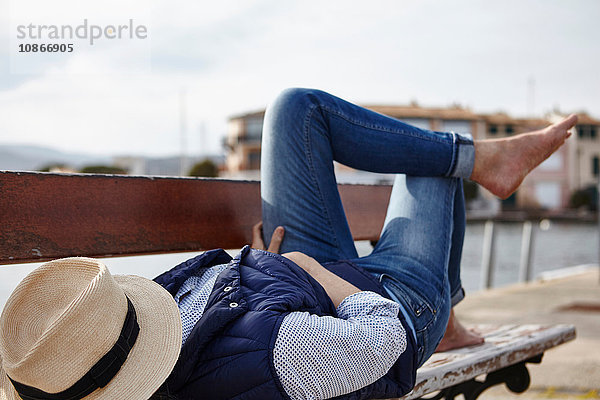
[260,88,474,367]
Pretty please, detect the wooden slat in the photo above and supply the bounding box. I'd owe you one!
[400,324,577,399]
[0,171,392,264]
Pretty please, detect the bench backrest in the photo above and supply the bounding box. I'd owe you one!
[0,171,392,264]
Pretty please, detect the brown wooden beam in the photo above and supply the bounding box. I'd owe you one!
[0,171,391,264]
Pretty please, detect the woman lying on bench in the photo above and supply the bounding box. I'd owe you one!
[0,88,577,400]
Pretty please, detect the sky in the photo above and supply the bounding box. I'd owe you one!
[0,0,599,157]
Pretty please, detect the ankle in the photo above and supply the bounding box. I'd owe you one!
[470,140,496,184]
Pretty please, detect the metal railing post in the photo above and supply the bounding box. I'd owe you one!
[518,221,535,282]
[480,220,496,290]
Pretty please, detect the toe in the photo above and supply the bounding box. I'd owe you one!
[556,114,578,130]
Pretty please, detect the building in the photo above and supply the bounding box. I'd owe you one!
[480,115,570,209]
[366,102,484,138]
[570,113,600,190]
[225,103,486,184]
[226,104,600,210]
[476,112,600,210]
[225,110,265,174]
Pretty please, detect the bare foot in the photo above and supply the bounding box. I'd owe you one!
[470,114,578,199]
[435,309,484,352]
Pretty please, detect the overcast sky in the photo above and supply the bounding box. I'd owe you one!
[0,0,598,157]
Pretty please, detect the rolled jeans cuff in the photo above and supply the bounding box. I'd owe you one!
[449,132,475,179]
[450,286,465,307]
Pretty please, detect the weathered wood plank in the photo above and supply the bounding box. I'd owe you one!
[0,171,392,264]
[398,324,576,399]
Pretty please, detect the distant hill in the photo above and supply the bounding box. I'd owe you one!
[0,144,110,171]
[0,144,226,176]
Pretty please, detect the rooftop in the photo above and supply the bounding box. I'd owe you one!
[365,104,480,121]
[228,103,600,129]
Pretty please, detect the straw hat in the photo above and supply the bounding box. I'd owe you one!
[0,257,182,400]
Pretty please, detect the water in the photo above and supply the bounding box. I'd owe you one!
[0,221,597,307]
[460,221,597,293]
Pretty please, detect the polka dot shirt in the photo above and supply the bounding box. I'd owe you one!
[175,265,407,400]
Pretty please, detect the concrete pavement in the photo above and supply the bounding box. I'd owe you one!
[454,266,600,399]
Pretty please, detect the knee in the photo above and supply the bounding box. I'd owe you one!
[272,87,320,108]
[265,88,322,124]
[261,88,321,144]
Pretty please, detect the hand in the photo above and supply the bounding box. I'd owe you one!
[251,222,285,253]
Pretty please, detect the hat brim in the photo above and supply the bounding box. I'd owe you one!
[0,274,182,400]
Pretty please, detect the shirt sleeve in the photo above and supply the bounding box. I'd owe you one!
[273,291,407,400]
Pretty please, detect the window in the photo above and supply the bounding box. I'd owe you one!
[245,117,263,140]
[248,151,261,170]
[505,124,514,135]
[539,152,563,171]
[441,120,471,134]
[488,124,498,135]
[593,155,599,177]
[534,182,561,209]
[579,124,599,139]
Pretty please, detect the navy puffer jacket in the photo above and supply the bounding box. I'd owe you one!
[154,246,417,400]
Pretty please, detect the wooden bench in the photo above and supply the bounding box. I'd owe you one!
[0,170,576,400]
